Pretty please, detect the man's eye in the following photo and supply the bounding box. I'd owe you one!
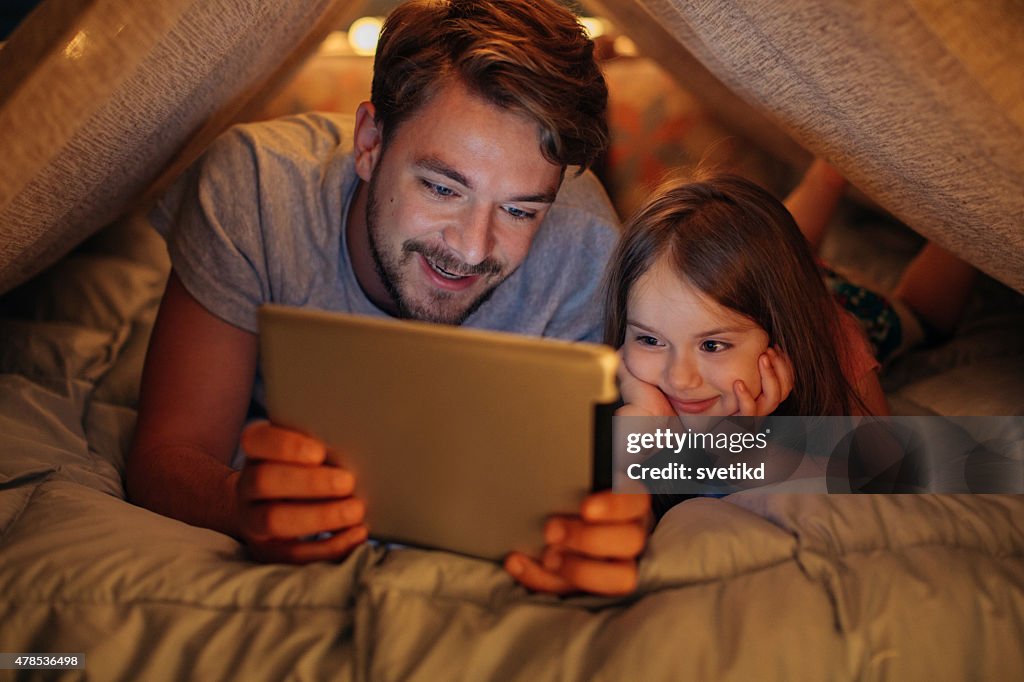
[700,340,729,352]
[422,180,455,197]
[504,205,536,221]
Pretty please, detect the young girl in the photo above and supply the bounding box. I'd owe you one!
[605,171,891,420]
[608,161,978,421]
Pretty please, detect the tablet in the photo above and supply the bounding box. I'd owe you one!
[258,305,619,560]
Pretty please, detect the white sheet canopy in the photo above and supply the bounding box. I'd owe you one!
[1,0,1022,292]
[590,0,1024,291]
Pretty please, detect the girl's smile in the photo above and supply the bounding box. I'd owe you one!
[623,255,770,417]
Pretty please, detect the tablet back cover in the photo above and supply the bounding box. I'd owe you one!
[259,305,618,560]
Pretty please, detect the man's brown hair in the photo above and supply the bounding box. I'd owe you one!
[371,0,608,170]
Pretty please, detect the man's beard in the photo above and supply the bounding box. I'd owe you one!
[365,173,506,325]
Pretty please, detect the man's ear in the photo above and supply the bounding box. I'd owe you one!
[353,101,382,182]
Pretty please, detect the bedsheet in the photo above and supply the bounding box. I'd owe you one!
[588,0,1024,292]
[1,218,1023,681]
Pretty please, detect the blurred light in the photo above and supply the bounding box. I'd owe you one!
[63,30,88,60]
[318,30,350,56]
[348,16,384,56]
[613,35,639,57]
[579,16,609,39]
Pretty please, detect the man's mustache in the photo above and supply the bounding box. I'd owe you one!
[404,242,503,277]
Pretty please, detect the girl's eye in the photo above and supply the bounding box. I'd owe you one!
[700,340,729,353]
[422,179,456,197]
[635,335,662,347]
[504,205,537,222]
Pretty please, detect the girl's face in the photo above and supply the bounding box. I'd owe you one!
[622,255,770,417]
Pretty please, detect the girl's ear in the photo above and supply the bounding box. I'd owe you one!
[353,101,382,182]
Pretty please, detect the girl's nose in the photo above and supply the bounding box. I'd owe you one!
[666,352,703,392]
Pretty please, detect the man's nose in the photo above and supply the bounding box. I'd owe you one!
[442,205,496,266]
[666,351,703,392]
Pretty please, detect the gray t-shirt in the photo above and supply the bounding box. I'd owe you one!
[152,113,620,406]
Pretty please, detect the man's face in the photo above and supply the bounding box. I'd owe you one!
[357,80,564,324]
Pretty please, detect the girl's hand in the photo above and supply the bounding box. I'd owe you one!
[733,346,794,417]
[503,490,652,596]
[616,350,674,417]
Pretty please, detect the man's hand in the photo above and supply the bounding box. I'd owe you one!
[732,346,794,417]
[503,490,651,596]
[235,422,368,563]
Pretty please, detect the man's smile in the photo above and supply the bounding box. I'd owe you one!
[417,252,482,291]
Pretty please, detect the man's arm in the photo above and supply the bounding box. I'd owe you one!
[127,272,367,561]
[127,271,255,534]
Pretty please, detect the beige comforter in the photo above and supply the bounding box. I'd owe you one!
[1,220,1022,681]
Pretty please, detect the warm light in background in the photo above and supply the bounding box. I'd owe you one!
[348,16,384,56]
[318,30,350,56]
[614,35,638,56]
[579,17,609,40]
[63,30,88,60]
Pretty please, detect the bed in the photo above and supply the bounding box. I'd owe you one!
[1,0,1022,679]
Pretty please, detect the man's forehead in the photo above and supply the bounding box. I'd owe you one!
[397,80,557,155]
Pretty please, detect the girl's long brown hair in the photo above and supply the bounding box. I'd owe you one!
[604,174,863,416]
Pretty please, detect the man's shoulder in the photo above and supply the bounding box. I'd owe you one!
[217,112,356,162]
[473,169,619,342]
[541,169,620,255]
[553,168,618,219]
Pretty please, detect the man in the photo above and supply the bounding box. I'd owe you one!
[127,0,649,596]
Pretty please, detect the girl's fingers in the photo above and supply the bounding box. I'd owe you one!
[734,380,757,416]
[617,349,675,416]
[737,348,793,417]
[755,353,781,413]
[624,382,675,417]
[769,347,795,399]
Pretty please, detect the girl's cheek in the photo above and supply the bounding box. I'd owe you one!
[621,348,639,377]
[622,348,658,385]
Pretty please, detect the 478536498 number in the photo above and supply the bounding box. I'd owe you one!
[0,654,85,669]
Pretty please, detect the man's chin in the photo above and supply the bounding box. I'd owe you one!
[392,292,473,325]
[398,284,500,325]
[404,304,473,326]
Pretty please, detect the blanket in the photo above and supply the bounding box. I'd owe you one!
[3,0,1023,295]
[0,0,363,294]
[1,1,1023,678]
[1,218,1022,681]
[588,0,1024,292]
